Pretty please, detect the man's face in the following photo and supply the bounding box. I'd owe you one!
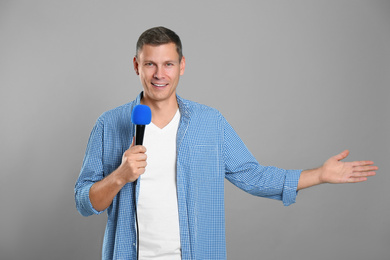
[134,43,185,105]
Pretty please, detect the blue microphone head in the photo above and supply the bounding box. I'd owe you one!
[131,104,152,125]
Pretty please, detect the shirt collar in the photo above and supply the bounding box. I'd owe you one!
[176,94,191,121]
[134,92,143,105]
[135,91,191,120]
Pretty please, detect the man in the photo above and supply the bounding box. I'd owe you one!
[75,26,377,259]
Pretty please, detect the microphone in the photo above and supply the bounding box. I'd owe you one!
[130,104,151,260]
[131,104,152,145]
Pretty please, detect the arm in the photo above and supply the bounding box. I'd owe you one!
[221,114,300,206]
[89,142,147,212]
[297,150,377,190]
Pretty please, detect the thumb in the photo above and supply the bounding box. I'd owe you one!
[130,136,135,148]
[333,149,349,161]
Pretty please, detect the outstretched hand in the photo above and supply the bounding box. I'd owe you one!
[298,150,378,190]
[320,150,377,184]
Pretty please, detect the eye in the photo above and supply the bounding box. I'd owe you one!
[166,63,174,67]
[145,62,154,66]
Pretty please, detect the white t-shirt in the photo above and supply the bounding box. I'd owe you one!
[137,109,181,259]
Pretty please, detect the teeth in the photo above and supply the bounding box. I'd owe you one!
[152,83,167,87]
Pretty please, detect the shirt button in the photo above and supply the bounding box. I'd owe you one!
[133,243,136,246]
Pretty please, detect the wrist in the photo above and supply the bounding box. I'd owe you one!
[112,166,129,187]
[317,166,326,184]
[298,167,323,190]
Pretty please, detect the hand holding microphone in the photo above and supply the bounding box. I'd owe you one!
[119,105,152,183]
[88,105,151,212]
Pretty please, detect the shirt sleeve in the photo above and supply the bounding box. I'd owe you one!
[75,117,106,216]
[222,116,301,206]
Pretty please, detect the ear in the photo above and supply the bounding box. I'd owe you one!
[133,56,139,75]
[180,56,186,76]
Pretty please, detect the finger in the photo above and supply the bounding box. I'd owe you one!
[135,153,147,161]
[347,176,368,183]
[351,160,375,167]
[130,136,135,148]
[125,152,147,164]
[130,153,147,163]
[353,165,378,172]
[333,150,349,161]
[352,171,377,177]
[130,145,147,154]
[137,161,147,168]
[124,146,146,157]
[138,168,146,175]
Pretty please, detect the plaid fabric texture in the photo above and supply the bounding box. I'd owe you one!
[75,93,301,259]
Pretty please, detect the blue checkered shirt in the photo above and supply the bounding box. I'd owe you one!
[75,93,301,259]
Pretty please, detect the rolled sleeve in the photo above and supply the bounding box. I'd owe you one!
[75,117,105,216]
[75,182,104,216]
[281,169,301,206]
[223,114,302,206]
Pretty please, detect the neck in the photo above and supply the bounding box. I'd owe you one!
[141,95,179,129]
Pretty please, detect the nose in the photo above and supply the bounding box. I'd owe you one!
[153,65,165,79]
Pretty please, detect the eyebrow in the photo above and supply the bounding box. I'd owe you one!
[142,59,179,64]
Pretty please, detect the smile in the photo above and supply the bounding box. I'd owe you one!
[152,83,168,87]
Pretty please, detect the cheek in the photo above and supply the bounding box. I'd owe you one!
[139,75,151,88]
[139,70,153,81]
[167,69,181,80]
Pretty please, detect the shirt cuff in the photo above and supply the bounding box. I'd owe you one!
[77,182,105,216]
[282,169,302,206]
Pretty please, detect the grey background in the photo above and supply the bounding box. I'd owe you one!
[1,0,389,259]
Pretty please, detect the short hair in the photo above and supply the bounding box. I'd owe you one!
[136,26,183,61]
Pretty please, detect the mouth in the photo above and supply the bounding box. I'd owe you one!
[151,83,169,88]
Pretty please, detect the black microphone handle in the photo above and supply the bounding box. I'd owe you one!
[135,125,146,146]
[133,124,145,260]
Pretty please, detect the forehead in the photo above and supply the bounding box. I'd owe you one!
[138,43,180,61]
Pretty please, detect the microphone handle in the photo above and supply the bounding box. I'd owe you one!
[133,124,145,259]
[135,125,146,145]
